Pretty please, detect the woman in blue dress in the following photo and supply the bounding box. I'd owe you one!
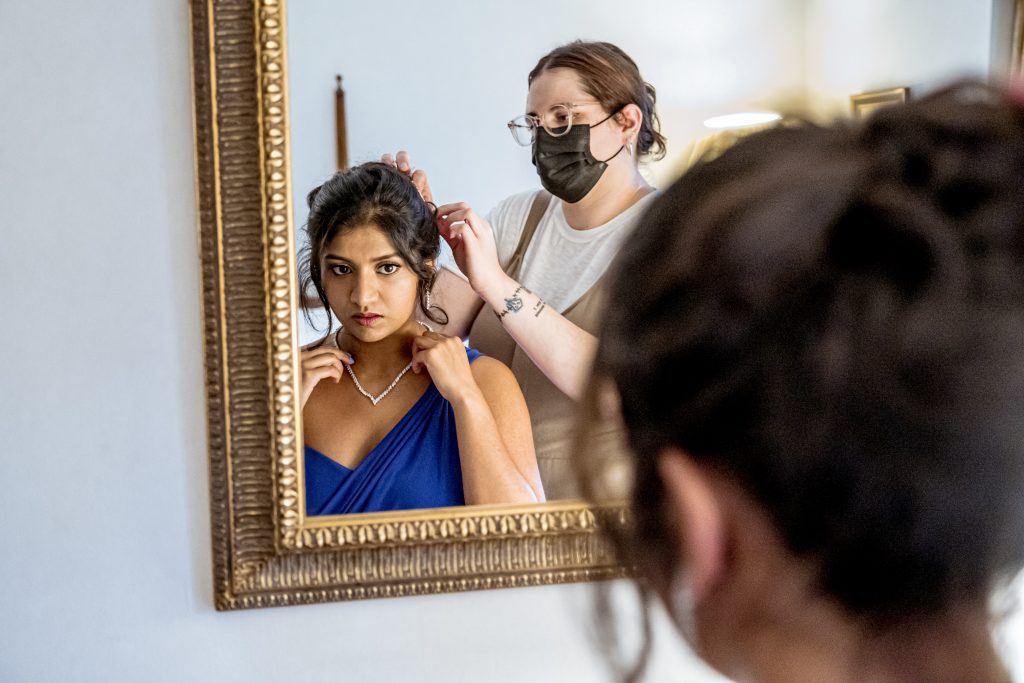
[298,163,545,516]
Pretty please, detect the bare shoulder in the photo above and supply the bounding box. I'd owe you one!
[469,356,519,393]
[469,356,529,424]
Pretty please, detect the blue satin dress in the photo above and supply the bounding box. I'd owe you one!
[304,348,482,515]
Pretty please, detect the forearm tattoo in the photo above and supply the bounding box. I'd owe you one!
[532,298,547,317]
[496,285,527,319]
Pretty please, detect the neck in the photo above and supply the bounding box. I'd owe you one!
[726,605,1008,683]
[334,318,422,378]
[561,160,650,230]
[699,479,1010,683]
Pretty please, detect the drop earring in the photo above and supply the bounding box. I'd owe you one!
[425,290,433,311]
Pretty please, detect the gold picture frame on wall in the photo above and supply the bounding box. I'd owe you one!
[189,0,626,611]
[850,86,910,119]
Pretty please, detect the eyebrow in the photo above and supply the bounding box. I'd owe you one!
[525,104,558,117]
[324,253,399,262]
[526,101,592,117]
[525,102,558,116]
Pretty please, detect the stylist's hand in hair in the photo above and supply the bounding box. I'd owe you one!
[435,202,503,296]
[298,345,354,409]
[381,150,433,205]
[410,332,480,404]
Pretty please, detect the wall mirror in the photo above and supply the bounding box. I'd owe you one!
[191,0,638,610]
[191,0,1002,609]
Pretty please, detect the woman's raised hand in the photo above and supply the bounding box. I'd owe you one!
[299,344,354,409]
[381,150,433,205]
[435,202,503,296]
[410,331,480,405]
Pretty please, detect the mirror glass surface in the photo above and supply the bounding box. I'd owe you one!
[284,0,992,515]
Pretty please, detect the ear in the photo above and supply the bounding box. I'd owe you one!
[658,447,726,603]
[616,103,644,142]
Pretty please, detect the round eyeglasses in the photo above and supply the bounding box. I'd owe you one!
[506,101,604,146]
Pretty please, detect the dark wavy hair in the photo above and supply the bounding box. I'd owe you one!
[299,162,447,342]
[578,81,1024,681]
[529,40,667,161]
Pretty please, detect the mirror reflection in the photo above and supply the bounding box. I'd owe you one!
[286,0,993,516]
[298,164,545,514]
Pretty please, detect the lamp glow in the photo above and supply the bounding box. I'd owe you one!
[703,112,782,129]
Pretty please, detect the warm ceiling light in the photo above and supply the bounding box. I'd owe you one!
[703,112,782,129]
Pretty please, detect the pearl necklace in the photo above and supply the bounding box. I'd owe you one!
[335,321,433,407]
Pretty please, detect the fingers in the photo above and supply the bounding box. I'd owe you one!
[302,356,343,374]
[441,220,479,245]
[410,333,456,374]
[411,335,436,372]
[437,204,485,237]
[410,332,457,353]
[382,152,432,202]
[411,168,433,203]
[308,365,343,384]
[301,350,352,394]
[301,347,354,366]
[439,209,470,225]
[436,202,469,217]
[455,211,483,237]
[438,206,472,243]
[411,333,442,353]
[439,227,465,252]
[381,151,412,173]
[381,151,412,172]
[438,219,461,241]
[437,217,464,246]
[396,150,412,173]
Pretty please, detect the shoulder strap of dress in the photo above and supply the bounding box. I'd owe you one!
[503,190,552,279]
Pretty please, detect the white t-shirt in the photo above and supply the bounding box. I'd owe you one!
[445,189,657,312]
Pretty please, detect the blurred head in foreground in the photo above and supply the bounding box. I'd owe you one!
[582,81,1024,682]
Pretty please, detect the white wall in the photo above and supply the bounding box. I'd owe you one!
[804,0,994,116]
[286,0,806,229]
[286,0,997,232]
[1,1,1020,681]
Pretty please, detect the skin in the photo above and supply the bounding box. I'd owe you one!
[300,224,544,505]
[656,449,1011,683]
[382,67,654,400]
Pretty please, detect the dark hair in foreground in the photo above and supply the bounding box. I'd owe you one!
[577,81,1024,680]
[529,40,667,161]
[299,162,446,339]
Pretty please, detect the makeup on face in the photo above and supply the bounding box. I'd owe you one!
[321,225,421,341]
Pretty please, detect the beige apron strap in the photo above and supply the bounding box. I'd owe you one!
[467,190,552,366]
[503,190,552,279]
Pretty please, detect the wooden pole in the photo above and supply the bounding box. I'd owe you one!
[335,74,349,170]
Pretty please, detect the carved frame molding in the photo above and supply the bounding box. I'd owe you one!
[190,0,627,610]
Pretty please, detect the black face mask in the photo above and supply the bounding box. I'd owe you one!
[531,113,624,203]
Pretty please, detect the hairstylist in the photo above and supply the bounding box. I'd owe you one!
[386,41,665,499]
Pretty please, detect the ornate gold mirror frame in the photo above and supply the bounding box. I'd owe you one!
[190,0,625,610]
